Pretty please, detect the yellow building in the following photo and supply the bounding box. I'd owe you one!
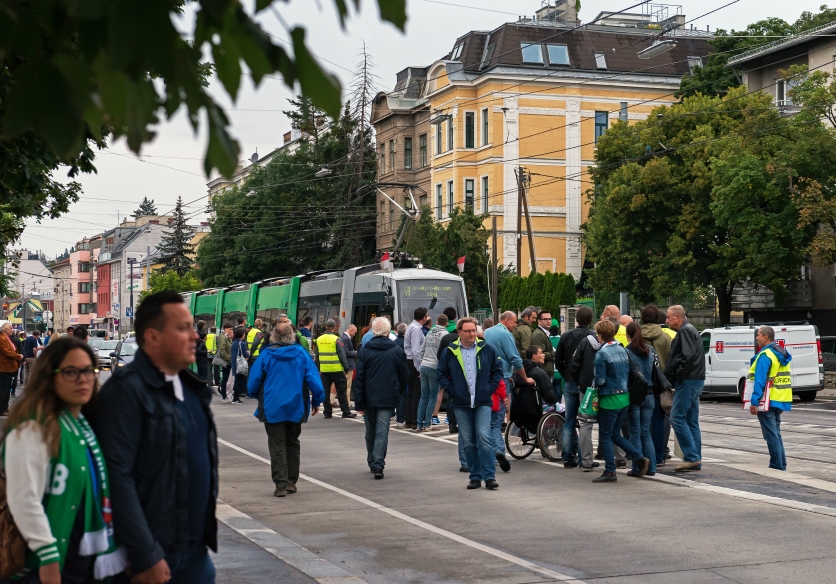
[375,7,711,279]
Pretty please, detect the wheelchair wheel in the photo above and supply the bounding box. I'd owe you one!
[505,421,536,459]
[537,411,565,462]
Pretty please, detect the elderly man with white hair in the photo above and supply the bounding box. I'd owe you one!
[0,321,22,415]
[354,317,410,479]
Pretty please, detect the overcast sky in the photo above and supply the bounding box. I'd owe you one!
[19,0,825,257]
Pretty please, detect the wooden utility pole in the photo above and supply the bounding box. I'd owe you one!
[491,216,498,321]
[515,167,523,275]
[520,168,537,275]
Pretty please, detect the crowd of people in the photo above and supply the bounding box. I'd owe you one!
[0,289,795,582]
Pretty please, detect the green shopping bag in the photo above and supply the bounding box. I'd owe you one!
[578,387,599,421]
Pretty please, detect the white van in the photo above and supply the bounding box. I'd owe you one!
[700,324,825,402]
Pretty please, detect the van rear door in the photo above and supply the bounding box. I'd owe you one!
[783,327,818,391]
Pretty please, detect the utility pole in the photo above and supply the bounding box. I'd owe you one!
[515,167,523,275]
[491,216,499,321]
[517,166,537,275]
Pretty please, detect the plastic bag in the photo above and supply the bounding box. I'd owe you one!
[578,387,599,421]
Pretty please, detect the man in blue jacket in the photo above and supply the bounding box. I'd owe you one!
[437,317,503,490]
[354,317,409,479]
[248,322,325,497]
[747,326,792,471]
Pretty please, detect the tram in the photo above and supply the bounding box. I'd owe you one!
[182,257,468,339]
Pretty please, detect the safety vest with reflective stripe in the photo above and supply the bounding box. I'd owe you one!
[205,333,217,354]
[614,326,629,348]
[747,348,792,404]
[662,328,676,339]
[246,328,262,357]
[316,333,343,372]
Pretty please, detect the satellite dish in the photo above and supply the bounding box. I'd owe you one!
[250,153,258,164]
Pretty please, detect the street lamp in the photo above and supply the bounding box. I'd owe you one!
[127,257,137,330]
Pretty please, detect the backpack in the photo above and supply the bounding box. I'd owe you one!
[627,347,650,407]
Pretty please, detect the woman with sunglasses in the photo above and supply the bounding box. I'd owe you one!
[3,337,127,583]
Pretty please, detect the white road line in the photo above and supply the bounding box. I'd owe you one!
[643,471,836,518]
[216,502,367,583]
[218,438,584,582]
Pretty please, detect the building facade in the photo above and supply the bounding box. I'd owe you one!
[374,11,711,278]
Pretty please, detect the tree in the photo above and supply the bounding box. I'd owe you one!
[157,197,196,277]
[0,0,406,178]
[585,87,836,324]
[132,197,158,219]
[139,270,202,303]
[196,98,378,286]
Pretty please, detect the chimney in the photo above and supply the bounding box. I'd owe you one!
[283,131,291,144]
[149,220,159,224]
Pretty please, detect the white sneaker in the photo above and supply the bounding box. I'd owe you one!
[395,422,405,429]
[220,398,231,404]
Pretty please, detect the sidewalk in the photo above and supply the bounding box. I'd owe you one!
[214,521,317,584]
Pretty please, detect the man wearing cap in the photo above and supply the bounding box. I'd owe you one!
[315,319,355,419]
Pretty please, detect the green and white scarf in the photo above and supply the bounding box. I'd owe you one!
[11,411,127,580]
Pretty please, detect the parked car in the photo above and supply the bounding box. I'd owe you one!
[110,339,139,369]
[96,340,119,370]
[700,324,825,402]
[88,338,104,350]
[821,336,836,373]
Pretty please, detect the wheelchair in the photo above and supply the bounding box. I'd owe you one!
[503,378,565,462]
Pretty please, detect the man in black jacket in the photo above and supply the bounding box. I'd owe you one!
[556,306,594,467]
[567,323,602,471]
[665,305,706,472]
[96,291,218,584]
[354,317,409,479]
[340,324,359,405]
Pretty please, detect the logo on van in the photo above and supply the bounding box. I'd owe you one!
[715,341,724,353]
[777,339,786,349]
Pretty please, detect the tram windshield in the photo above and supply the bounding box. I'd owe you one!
[397,279,466,324]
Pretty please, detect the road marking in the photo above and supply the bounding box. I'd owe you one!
[218,438,584,582]
[216,501,367,583]
[719,464,836,493]
[642,471,836,518]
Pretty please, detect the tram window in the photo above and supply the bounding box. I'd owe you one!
[256,309,280,331]
[222,311,246,328]
[397,280,466,324]
[194,314,216,329]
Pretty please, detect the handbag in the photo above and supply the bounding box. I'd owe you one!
[0,470,27,578]
[234,344,249,377]
[212,352,228,368]
[660,389,673,413]
[651,349,672,395]
[578,387,599,420]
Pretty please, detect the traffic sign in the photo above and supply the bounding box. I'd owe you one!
[125,307,133,317]
[42,310,53,321]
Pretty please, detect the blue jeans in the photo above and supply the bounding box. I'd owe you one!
[671,379,704,463]
[364,407,394,471]
[455,406,494,482]
[630,394,656,474]
[598,406,641,473]
[651,394,671,463]
[757,409,787,470]
[418,367,439,429]
[490,398,506,455]
[166,543,215,583]
[562,385,580,462]
[552,378,563,403]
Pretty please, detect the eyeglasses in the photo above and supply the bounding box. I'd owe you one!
[460,328,477,334]
[539,317,551,321]
[53,366,99,382]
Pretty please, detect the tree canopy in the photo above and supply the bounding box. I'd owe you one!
[139,269,202,303]
[132,197,158,219]
[584,87,836,324]
[157,196,196,277]
[196,97,377,286]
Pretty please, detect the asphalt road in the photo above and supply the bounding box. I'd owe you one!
[94,369,836,583]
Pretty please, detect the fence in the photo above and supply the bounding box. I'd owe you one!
[592,288,722,328]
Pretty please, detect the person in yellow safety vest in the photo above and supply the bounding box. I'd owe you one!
[601,305,630,347]
[661,327,676,339]
[246,318,266,365]
[315,319,355,419]
[206,327,220,388]
[747,325,792,471]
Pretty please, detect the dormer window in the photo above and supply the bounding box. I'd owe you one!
[480,43,495,70]
[687,56,703,74]
[451,43,465,60]
[594,51,607,69]
[546,44,570,65]
[521,43,544,64]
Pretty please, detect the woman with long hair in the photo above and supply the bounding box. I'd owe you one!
[625,322,658,477]
[3,337,127,583]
